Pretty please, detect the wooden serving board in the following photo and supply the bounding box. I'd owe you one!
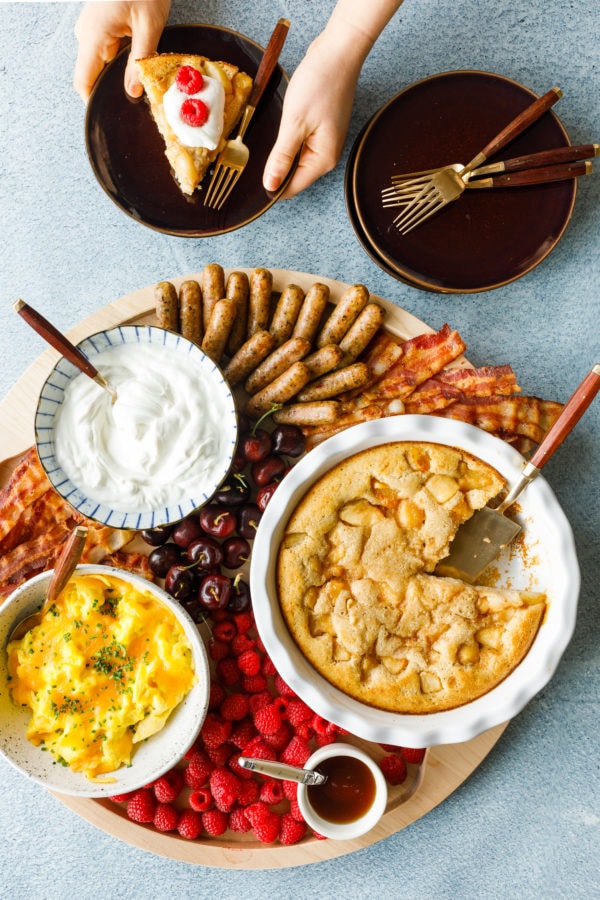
[0,270,506,868]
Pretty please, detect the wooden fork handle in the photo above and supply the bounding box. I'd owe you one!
[13,299,100,379]
[472,143,599,176]
[247,18,290,110]
[466,160,592,188]
[465,86,563,172]
[529,364,600,470]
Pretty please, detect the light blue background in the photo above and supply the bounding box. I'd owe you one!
[0,2,598,897]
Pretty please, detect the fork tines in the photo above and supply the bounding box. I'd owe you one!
[203,165,242,210]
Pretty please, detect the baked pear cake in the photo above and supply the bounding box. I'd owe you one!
[276,441,546,714]
[136,53,253,195]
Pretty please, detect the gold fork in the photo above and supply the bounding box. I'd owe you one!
[381,143,599,206]
[203,18,290,210]
[391,86,563,235]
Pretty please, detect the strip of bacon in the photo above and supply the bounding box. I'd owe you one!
[101,550,155,581]
[0,521,73,591]
[433,396,563,443]
[404,365,520,414]
[0,448,49,542]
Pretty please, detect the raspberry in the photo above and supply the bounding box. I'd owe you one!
[208,681,226,710]
[109,791,133,803]
[126,788,156,823]
[315,731,337,748]
[400,746,427,765]
[177,809,203,840]
[289,797,304,822]
[213,620,236,642]
[209,639,230,661]
[254,702,282,736]
[200,712,232,749]
[153,802,179,832]
[153,771,183,803]
[280,735,311,767]
[282,780,298,801]
[220,691,249,722]
[274,675,296,698]
[228,806,251,833]
[237,648,261,676]
[261,654,277,677]
[248,690,272,714]
[245,802,280,844]
[229,717,257,750]
[286,698,312,726]
[202,808,229,836]
[233,611,253,634]
[237,778,260,806]
[259,780,284,805]
[205,742,231,768]
[312,714,336,736]
[241,673,268,693]
[189,788,213,812]
[379,754,407,785]
[263,722,292,752]
[180,97,209,127]
[240,736,276,761]
[209,767,242,812]
[184,749,213,788]
[293,722,313,741]
[216,656,240,686]
[279,812,307,845]
[228,752,253,780]
[175,64,204,94]
[231,633,255,656]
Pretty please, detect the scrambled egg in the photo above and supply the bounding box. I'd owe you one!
[7,573,196,780]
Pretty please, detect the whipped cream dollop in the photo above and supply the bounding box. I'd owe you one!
[163,75,225,149]
[54,342,232,511]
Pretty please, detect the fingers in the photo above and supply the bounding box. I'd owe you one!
[73,33,121,103]
[125,8,166,98]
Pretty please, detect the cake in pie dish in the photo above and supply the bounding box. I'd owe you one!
[136,53,253,195]
[276,441,546,714]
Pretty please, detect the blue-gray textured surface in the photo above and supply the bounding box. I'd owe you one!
[0,2,598,898]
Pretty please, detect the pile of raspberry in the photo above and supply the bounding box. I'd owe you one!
[110,608,426,845]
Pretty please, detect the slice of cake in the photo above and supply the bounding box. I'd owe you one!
[136,53,253,195]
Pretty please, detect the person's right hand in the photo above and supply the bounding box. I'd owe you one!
[73,0,171,102]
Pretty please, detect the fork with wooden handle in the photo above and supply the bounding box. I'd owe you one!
[203,18,290,209]
[381,143,599,206]
[392,86,563,234]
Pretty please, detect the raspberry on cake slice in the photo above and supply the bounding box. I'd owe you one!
[136,53,253,195]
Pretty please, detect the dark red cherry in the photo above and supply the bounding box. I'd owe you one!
[199,504,237,538]
[271,424,306,457]
[241,429,272,463]
[172,515,203,548]
[198,573,232,610]
[148,543,181,578]
[164,564,195,600]
[222,536,251,569]
[251,456,287,487]
[237,504,262,540]
[140,524,173,546]
[187,537,223,569]
[256,481,280,511]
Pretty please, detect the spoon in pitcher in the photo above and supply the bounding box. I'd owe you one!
[13,300,118,403]
[9,525,88,643]
[238,756,327,785]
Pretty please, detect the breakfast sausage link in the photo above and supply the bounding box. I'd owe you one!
[245,361,311,418]
[247,267,273,338]
[338,302,386,364]
[225,270,250,356]
[178,279,203,345]
[302,344,345,380]
[201,263,226,329]
[272,400,341,426]
[269,283,305,346]
[291,282,330,344]
[244,336,311,395]
[296,362,369,402]
[155,281,179,332]
[316,284,370,348]
[223,330,276,387]
[201,299,237,364]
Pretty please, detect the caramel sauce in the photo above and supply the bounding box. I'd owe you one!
[307,755,376,824]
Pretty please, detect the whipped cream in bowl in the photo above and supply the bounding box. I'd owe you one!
[35,326,238,529]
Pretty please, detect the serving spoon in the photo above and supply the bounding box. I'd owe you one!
[8,525,88,643]
[238,756,327,785]
[13,299,118,403]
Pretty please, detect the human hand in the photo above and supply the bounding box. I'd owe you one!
[73,0,171,102]
[262,33,362,199]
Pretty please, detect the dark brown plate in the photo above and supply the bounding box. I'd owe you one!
[348,71,577,293]
[85,24,290,236]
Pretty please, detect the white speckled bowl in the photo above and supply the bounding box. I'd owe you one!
[0,565,210,797]
[251,415,580,748]
[34,325,238,530]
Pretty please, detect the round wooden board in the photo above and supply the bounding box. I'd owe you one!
[0,270,507,868]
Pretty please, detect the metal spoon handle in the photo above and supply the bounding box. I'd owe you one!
[47,525,88,604]
[237,756,327,785]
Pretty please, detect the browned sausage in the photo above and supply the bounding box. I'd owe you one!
[155,281,179,332]
[316,284,369,348]
[272,401,341,426]
[178,279,203,345]
[302,344,345,380]
[338,303,385,364]
[296,362,369,402]
[247,268,273,338]
[269,283,305,346]
[201,299,237,364]
[244,337,311,395]
[245,361,311,418]
[201,263,225,329]
[291,283,330,344]
[223,330,276,387]
[225,271,249,356]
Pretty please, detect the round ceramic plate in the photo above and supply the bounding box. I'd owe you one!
[0,566,210,798]
[348,71,577,293]
[86,24,290,236]
[251,415,580,747]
